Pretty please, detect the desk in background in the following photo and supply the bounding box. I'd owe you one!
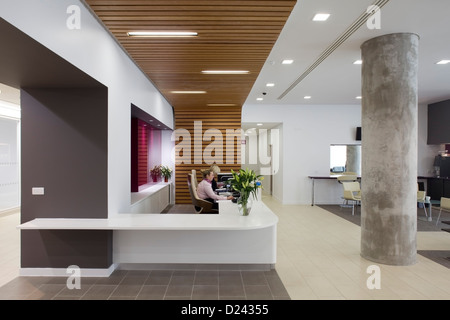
[308,175,361,206]
[309,175,441,207]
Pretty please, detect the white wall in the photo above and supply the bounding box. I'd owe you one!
[0,0,174,215]
[243,103,434,205]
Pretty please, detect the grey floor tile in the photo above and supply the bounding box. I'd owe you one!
[194,271,219,285]
[0,266,290,300]
[26,284,66,300]
[55,283,94,298]
[165,284,193,297]
[219,284,245,297]
[170,272,195,286]
[110,284,143,297]
[145,270,172,285]
[219,296,246,300]
[81,284,117,300]
[244,285,273,300]
[241,271,267,285]
[120,275,149,285]
[192,285,219,300]
[219,271,243,286]
[136,285,167,300]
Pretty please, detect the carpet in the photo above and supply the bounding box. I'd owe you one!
[318,204,450,232]
[318,204,450,269]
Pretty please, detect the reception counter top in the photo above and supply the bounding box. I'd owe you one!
[17,200,277,231]
[18,200,279,271]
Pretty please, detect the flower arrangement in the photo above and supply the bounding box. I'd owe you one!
[229,168,263,216]
[150,165,161,182]
[160,165,173,181]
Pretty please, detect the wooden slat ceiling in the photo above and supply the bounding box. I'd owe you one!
[84,0,297,109]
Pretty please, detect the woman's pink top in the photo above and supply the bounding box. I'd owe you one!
[196,179,228,201]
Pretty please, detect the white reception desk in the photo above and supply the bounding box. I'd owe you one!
[18,199,278,274]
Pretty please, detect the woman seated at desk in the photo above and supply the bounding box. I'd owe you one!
[197,169,233,209]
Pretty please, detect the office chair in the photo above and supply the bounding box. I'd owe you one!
[436,197,450,225]
[342,181,361,215]
[191,169,199,189]
[417,190,429,219]
[337,174,358,184]
[187,173,218,214]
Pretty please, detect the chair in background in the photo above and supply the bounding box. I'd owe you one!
[342,181,361,215]
[337,174,358,184]
[187,173,218,214]
[191,169,199,189]
[417,190,429,220]
[436,197,450,225]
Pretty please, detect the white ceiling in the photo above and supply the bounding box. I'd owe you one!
[245,0,450,106]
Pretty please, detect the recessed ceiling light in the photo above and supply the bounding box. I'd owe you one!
[257,98,263,101]
[304,96,311,99]
[170,91,206,94]
[266,83,275,87]
[282,59,294,65]
[127,31,197,37]
[313,13,330,21]
[257,123,263,126]
[356,96,362,99]
[353,60,363,65]
[436,60,450,65]
[207,103,238,107]
[201,70,249,74]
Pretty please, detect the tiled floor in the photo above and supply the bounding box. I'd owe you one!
[1,195,450,300]
[0,267,289,300]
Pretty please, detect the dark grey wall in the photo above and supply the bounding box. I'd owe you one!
[21,88,108,221]
[428,99,450,144]
[20,87,112,268]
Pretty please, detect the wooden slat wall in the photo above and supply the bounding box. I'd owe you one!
[138,122,149,186]
[174,106,242,204]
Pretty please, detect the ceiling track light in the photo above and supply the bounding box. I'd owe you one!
[201,70,249,74]
[207,103,238,107]
[127,31,198,37]
[170,91,206,94]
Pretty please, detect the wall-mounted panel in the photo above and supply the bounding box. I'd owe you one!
[428,99,450,144]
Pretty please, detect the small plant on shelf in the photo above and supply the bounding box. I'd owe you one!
[160,165,173,182]
[150,165,161,182]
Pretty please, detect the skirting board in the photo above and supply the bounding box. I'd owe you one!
[19,263,117,277]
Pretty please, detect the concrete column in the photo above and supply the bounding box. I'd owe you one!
[346,145,361,175]
[360,33,419,266]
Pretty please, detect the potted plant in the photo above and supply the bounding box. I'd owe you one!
[160,165,173,182]
[229,168,263,216]
[150,165,161,183]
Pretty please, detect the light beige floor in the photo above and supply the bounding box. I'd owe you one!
[1,198,450,299]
